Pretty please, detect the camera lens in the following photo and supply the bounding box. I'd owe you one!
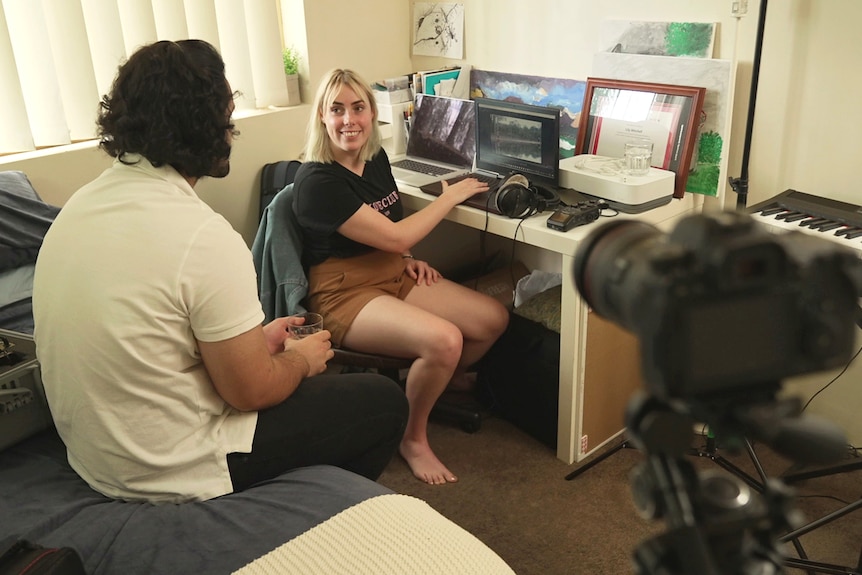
[574,211,861,399]
[573,219,663,329]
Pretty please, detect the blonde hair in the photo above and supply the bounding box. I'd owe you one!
[303,68,382,164]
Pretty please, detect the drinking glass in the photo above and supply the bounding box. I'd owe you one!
[624,140,654,176]
[288,312,323,339]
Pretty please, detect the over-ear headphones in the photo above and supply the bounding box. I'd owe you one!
[494,173,561,219]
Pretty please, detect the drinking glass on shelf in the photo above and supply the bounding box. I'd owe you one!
[624,139,654,176]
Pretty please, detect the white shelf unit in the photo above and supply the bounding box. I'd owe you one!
[377,101,412,157]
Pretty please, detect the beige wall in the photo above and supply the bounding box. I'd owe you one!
[0,108,308,246]
[414,0,862,445]
[749,1,861,206]
[2,0,859,443]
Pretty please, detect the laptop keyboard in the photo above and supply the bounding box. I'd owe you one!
[391,159,453,176]
[448,172,502,190]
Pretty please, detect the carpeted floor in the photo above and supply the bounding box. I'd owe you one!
[378,411,862,575]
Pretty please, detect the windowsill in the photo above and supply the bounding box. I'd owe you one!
[0,140,100,165]
[0,106,309,166]
[233,104,309,120]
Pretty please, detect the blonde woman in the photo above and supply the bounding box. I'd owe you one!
[294,69,509,485]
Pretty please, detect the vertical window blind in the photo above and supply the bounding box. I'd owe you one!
[0,0,290,155]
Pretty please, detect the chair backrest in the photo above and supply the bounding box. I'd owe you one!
[259,160,301,220]
[251,183,309,322]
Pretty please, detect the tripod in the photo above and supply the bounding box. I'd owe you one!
[778,456,862,575]
[564,407,772,486]
[773,298,862,573]
[567,390,858,573]
[688,428,862,574]
[564,421,767,486]
[620,393,793,574]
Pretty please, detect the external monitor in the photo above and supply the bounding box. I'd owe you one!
[473,97,561,187]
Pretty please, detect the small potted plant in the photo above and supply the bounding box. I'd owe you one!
[282,46,301,106]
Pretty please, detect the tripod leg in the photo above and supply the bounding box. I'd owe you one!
[783,556,860,575]
[783,458,862,484]
[691,436,765,492]
[780,498,862,543]
[565,439,631,480]
[779,498,862,575]
[744,438,769,484]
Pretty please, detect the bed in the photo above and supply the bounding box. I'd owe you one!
[0,171,515,575]
[0,171,57,335]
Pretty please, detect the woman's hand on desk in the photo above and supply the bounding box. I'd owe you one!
[404,257,441,286]
[440,177,489,203]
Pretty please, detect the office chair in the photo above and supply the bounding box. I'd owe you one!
[252,179,482,433]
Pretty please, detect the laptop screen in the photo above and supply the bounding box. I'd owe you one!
[406,94,476,168]
[473,97,561,186]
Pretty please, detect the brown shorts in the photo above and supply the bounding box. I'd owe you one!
[307,250,416,346]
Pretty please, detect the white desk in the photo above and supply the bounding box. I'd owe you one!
[398,184,700,464]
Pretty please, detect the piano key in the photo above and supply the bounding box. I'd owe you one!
[753,217,861,253]
[812,222,844,232]
[799,217,828,228]
[760,206,786,217]
[748,189,862,256]
[835,227,862,239]
[782,212,811,223]
[810,221,843,231]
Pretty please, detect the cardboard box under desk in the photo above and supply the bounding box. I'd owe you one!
[462,261,530,309]
[0,329,52,451]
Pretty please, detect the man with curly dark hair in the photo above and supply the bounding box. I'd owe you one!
[32,40,408,504]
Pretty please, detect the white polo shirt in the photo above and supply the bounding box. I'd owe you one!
[33,158,264,503]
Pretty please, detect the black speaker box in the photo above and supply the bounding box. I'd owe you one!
[477,312,560,448]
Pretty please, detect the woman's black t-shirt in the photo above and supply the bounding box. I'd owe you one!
[293,148,403,268]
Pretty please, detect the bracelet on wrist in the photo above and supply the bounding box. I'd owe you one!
[401,254,415,259]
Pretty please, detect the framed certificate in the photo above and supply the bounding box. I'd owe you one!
[575,78,706,198]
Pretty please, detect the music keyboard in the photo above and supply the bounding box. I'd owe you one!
[747,189,862,254]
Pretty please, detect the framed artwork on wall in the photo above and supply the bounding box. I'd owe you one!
[575,78,706,198]
[591,53,734,198]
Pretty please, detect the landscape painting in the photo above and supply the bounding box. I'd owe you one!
[470,69,586,158]
[600,20,717,58]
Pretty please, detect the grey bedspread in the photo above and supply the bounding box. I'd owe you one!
[0,430,392,574]
[0,171,61,334]
[0,171,59,272]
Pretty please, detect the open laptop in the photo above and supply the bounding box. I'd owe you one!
[420,97,561,214]
[389,94,476,188]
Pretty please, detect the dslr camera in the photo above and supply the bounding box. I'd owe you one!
[574,210,862,574]
[573,210,861,401]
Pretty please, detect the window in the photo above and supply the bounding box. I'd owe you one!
[0,0,292,155]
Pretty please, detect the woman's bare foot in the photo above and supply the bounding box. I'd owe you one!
[399,438,458,485]
[447,371,477,392]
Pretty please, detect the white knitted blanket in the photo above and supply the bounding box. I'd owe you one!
[233,494,515,575]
